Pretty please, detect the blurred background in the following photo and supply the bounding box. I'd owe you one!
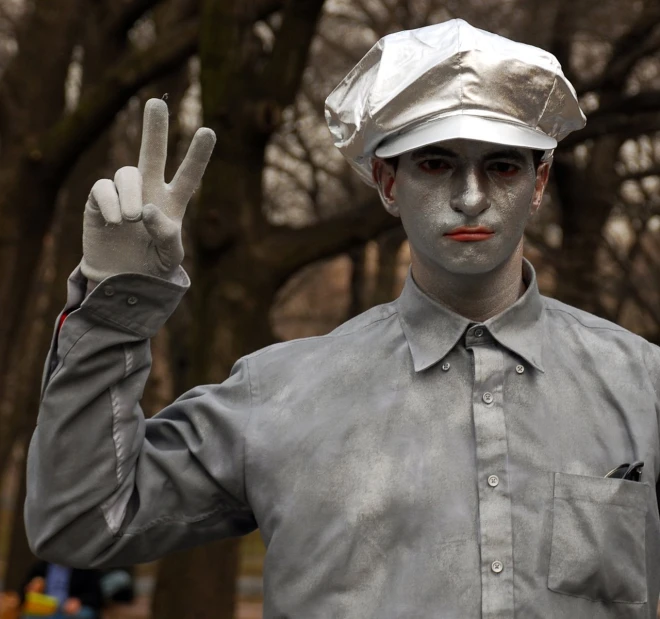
[0,0,659,617]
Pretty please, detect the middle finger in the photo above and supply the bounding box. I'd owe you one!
[114,166,143,221]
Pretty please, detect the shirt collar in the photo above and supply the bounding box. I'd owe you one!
[396,257,546,373]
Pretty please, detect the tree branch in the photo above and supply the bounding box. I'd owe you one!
[579,3,660,94]
[268,160,312,195]
[595,91,660,118]
[0,0,84,142]
[0,1,21,31]
[562,110,660,147]
[257,198,402,280]
[621,166,660,181]
[353,0,388,32]
[600,233,660,328]
[107,0,169,39]
[523,228,561,265]
[316,31,361,65]
[254,0,286,22]
[549,1,580,86]
[546,91,660,147]
[612,227,646,321]
[260,0,326,106]
[38,18,199,182]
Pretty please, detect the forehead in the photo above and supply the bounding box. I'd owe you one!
[407,139,533,161]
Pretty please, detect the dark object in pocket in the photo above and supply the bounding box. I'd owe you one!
[605,461,644,482]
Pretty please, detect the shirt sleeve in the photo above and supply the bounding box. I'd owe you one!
[25,264,257,569]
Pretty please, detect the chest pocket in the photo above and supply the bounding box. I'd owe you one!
[548,472,649,606]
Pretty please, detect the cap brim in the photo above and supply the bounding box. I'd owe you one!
[374,114,557,158]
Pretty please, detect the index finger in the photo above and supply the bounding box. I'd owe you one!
[168,127,216,207]
[137,98,169,183]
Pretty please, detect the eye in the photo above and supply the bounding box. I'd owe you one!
[488,162,520,177]
[419,159,452,173]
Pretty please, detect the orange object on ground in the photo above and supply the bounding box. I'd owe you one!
[0,591,21,619]
[22,592,58,616]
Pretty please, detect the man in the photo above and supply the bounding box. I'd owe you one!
[26,18,660,619]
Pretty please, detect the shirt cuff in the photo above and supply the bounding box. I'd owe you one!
[65,264,190,338]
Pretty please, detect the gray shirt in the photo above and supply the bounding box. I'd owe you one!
[26,257,660,619]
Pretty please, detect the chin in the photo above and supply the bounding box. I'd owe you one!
[436,254,504,276]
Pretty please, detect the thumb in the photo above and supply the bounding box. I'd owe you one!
[142,203,184,269]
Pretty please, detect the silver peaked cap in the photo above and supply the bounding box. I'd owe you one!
[325,19,586,185]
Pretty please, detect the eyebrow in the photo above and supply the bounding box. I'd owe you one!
[410,146,528,163]
[483,149,528,164]
[410,146,457,160]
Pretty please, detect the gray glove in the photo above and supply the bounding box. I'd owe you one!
[81,98,216,284]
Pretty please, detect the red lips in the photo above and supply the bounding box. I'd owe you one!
[445,226,495,242]
[446,226,494,235]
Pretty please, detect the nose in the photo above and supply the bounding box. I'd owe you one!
[449,167,491,216]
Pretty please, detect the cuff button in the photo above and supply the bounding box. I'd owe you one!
[103,285,115,297]
[127,296,139,306]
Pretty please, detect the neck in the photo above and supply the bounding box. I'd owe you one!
[410,243,527,323]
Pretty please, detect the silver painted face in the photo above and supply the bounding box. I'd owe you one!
[384,139,540,275]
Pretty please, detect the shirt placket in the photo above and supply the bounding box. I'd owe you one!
[467,325,514,618]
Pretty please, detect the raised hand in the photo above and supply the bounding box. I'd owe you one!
[81,98,216,284]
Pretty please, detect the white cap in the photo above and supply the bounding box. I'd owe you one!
[325,19,586,185]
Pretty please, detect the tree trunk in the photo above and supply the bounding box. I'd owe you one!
[0,0,84,396]
[371,227,406,307]
[347,246,367,318]
[0,0,122,485]
[0,207,60,481]
[4,443,30,594]
[0,202,65,589]
[553,136,623,313]
[151,539,241,619]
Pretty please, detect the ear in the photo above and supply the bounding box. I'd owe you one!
[531,160,551,216]
[372,158,399,217]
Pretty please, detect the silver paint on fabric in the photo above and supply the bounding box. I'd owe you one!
[325,19,586,185]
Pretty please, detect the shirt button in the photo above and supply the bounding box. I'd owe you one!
[488,475,499,487]
[474,328,484,337]
[482,392,493,404]
[441,362,450,371]
[491,560,503,574]
[127,296,139,306]
[103,285,115,297]
[516,364,525,374]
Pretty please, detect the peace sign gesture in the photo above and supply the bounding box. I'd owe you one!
[81,98,216,284]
